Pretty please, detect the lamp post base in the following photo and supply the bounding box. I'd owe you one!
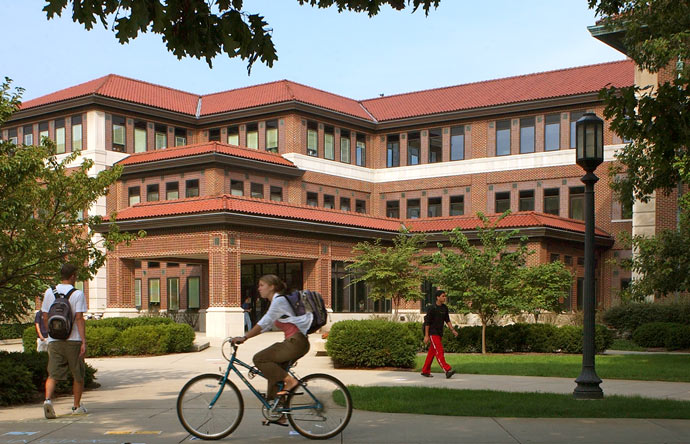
[574,370,603,399]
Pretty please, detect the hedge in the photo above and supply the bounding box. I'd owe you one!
[0,322,33,340]
[23,317,195,356]
[325,320,417,368]
[632,322,690,350]
[602,302,690,333]
[0,351,97,406]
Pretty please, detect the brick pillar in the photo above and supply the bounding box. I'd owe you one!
[206,232,243,337]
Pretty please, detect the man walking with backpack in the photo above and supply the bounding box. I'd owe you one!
[41,263,88,418]
[421,290,459,379]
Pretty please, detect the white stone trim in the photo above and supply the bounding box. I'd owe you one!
[205,307,245,338]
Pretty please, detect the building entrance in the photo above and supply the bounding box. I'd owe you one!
[240,262,303,327]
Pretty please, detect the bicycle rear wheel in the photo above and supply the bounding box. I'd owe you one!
[176,373,243,440]
[286,373,352,439]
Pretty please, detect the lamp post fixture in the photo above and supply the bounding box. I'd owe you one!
[573,112,604,399]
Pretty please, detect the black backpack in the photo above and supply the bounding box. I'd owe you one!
[281,290,328,334]
[47,287,77,340]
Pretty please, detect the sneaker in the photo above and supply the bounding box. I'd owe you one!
[71,405,87,415]
[43,399,56,419]
[445,369,456,379]
[421,372,433,377]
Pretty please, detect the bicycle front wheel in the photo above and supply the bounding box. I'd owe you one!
[287,373,352,440]
[176,373,243,440]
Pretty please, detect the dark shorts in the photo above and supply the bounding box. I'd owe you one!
[47,341,85,382]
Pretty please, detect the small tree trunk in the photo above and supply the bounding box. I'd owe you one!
[534,311,539,323]
[481,320,487,354]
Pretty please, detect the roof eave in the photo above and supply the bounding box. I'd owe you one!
[588,24,629,56]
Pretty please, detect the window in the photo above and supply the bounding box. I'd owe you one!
[23,125,33,145]
[386,200,400,218]
[355,199,366,214]
[622,200,633,220]
[428,197,442,217]
[620,278,631,292]
[270,186,282,202]
[146,184,159,202]
[148,278,160,307]
[407,131,420,165]
[185,179,199,198]
[331,261,384,313]
[340,197,351,212]
[155,124,167,149]
[450,195,464,216]
[250,182,264,199]
[428,128,442,163]
[519,189,535,211]
[55,119,66,154]
[166,182,179,200]
[265,120,278,153]
[148,261,160,268]
[307,121,318,156]
[7,128,17,144]
[134,120,147,153]
[612,194,633,220]
[71,116,82,151]
[134,278,142,309]
[387,134,400,167]
[569,186,585,220]
[407,199,421,219]
[39,122,49,143]
[323,194,335,209]
[544,113,560,151]
[520,117,535,153]
[340,129,351,163]
[227,126,239,145]
[356,133,366,166]
[306,192,318,207]
[231,180,244,196]
[496,120,511,156]
[550,254,560,263]
[168,278,180,311]
[324,126,334,160]
[570,111,585,148]
[208,128,221,142]
[188,276,200,309]
[495,191,511,213]
[451,126,465,161]
[174,127,187,146]
[246,123,258,149]
[128,187,140,206]
[543,188,560,215]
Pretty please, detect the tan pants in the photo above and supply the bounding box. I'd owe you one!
[254,333,310,400]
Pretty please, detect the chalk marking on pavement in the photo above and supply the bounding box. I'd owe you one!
[3,432,37,436]
[104,431,162,435]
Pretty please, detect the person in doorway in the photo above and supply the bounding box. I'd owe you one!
[421,289,458,379]
[231,274,312,426]
[241,297,253,332]
[41,263,88,418]
[35,309,49,352]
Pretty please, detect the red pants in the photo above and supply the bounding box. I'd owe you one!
[422,335,451,373]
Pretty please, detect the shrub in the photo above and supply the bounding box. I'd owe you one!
[0,359,35,406]
[120,325,170,355]
[602,302,690,334]
[23,325,38,352]
[632,322,682,348]
[0,322,33,340]
[160,323,195,353]
[86,326,122,357]
[326,320,417,368]
[524,323,558,352]
[86,316,173,330]
[665,325,690,350]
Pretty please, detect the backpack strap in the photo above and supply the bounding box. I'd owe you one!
[277,293,298,317]
[64,288,77,300]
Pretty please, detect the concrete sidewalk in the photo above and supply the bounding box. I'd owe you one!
[1,332,689,443]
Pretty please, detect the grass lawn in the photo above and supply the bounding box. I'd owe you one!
[346,386,690,419]
[415,353,690,382]
[609,339,646,351]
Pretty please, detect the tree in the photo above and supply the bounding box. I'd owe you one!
[588,0,690,298]
[346,228,426,319]
[0,78,142,323]
[510,261,572,323]
[43,0,440,73]
[429,212,530,354]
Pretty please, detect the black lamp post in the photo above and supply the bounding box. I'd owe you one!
[573,112,604,399]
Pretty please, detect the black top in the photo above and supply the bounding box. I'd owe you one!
[424,303,450,336]
[35,311,48,337]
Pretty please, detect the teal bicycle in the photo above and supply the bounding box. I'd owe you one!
[176,338,352,440]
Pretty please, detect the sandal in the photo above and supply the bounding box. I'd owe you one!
[262,416,288,427]
[276,379,299,396]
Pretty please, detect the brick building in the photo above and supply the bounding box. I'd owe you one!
[2,60,639,337]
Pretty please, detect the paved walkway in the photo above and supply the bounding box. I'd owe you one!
[1,332,689,443]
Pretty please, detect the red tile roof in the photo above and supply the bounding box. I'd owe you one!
[116,141,296,168]
[112,195,610,239]
[200,80,372,120]
[18,60,634,122]
[360,60,634,121]
[21,74,201,115]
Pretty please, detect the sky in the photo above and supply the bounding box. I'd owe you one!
[0,0,626,102]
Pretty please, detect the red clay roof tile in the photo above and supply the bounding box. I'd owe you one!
[115,141,296,167]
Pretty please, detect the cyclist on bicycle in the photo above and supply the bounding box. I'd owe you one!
[231,274,312,424]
